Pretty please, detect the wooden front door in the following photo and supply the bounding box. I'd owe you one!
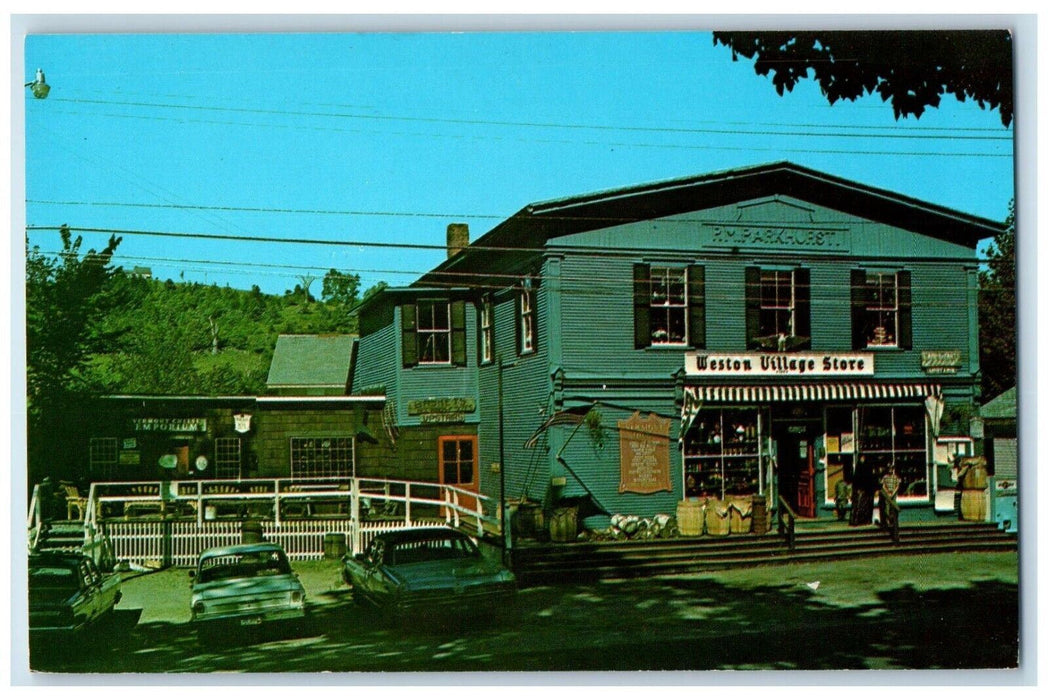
[776,426,816,518]
[439,436,479,511]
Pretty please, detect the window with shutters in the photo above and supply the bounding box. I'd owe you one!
[852,270,911,349]
[634,264,705,349]
[402,299,467,368]
[859,272,900,347]
[745,267,810,350]
[418,300,451,364]
[649,267,688,345]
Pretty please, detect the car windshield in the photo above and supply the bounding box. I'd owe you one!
[197,549,292,584]
[387,535,480,565]
[29,565,79,599]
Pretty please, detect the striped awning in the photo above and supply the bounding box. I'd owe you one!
[680,382,942,442]
[683,382,941,404]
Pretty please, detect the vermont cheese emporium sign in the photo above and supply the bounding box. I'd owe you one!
[685,352,875,377]
[131,417,208,433]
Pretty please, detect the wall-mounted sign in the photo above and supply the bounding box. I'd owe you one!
[707,223,847,250]
[921,350,963,375]
[420,413,466,424]
[618,412,672,495]
[408,398,476,415]
[132,418,207,433]
[233,413,253,434]
[685,352,874,377]
[119,450,140,465]
[122,438,137,450]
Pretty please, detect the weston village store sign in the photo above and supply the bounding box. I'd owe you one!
[685,352,875,377]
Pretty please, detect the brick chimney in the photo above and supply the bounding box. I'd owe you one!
[447,223,469,259]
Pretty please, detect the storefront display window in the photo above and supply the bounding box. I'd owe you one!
[683,408,762,499]
[824,404,929,504]
[89,437,119,479]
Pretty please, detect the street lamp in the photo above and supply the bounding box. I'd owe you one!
[26,68,50,99]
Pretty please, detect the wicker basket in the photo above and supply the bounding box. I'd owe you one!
[705,499,731,537]
[960,489,988,522]
[728,497,753,534]
[960,457,989,490]
[676,500,705,537]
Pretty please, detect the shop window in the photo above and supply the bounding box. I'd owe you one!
[860,406,927,498]
[478,294,494,364]
[214,437,242,480]
[289,437,354,478]
[633,264,706,349]
[516,281,536,356]
[851,270,912,349]
[401,300,467,368]
[682,408,762,500]
[89,437,119,480]
[745,267,810,350]
[823,407,856,506]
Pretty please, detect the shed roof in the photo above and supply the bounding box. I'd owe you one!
[266,334,355,390]
[980,386,1016,420]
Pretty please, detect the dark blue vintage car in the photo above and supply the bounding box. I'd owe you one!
[342,527,516,619]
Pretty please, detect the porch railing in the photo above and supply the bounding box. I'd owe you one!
[777,495,798,551]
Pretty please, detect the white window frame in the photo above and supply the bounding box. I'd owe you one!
[479,295,494,364]
[289,436,355,478]
[759,269,796,338]
[649,266,689,346]
[417,299,452,365]
[862,272,900,348]
[519,283,535,355]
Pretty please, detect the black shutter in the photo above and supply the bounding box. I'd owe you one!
[687,265,706,349]
[851,269,868,350]
[793,267,811,350]
[897,270,912,349]
[634,263,651,349]
[401,303,418,368]
[451,300,467,366]
[514,286,523,356]
[530,284,539,356]
[744,266,761,349]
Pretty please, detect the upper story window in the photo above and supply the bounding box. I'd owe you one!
[517,281,536,356]
[633,264,705,349]
[418,300,451,364]
[745,266,810,350]
[401,300,467,368]
[479,294,493,364]
[851,270,912,349]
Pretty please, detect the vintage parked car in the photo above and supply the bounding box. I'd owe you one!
[342,527,516,619]
[190,542,306,633]
[28,551,122,633]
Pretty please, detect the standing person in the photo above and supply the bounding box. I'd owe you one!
[834,474,852,521]
[880,463,902,528]
[849,457,874,525]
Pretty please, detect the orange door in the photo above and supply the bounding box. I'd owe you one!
[439,436,479,512]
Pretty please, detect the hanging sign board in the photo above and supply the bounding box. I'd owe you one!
[132,418,208,433]
[618,412,673,495]
[685,352,874,377]
[921,350,963,375]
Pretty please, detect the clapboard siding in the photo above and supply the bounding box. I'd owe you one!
[351,321,398,394]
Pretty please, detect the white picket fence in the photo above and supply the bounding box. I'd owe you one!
[107,518,446,568]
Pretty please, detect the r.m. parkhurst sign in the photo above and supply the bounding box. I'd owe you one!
[685,352,874,377]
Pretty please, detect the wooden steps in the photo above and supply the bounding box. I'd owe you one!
[510,521,1017,586]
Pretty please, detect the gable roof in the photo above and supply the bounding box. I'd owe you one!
[980,386,1016,420]
[266,334,355,391]
[420,161,1006,285]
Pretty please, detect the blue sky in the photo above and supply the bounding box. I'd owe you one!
[23,31,1015,295]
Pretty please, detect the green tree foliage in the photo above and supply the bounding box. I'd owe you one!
[26,227,123,484]
[713,31,1013,126]
[321,269,361,307]
[979,201,1016,400]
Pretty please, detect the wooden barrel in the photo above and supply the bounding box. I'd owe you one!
[323,532,347,559]
[729,497,753,534]
[960,489,988,522]
[513,502,544,539]
[549,507,578,542]
[705,499,731,537]
[676,500,704,536]
[241,519,265,544]
[751,495,769,535]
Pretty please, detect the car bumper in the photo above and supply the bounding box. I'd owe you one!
[193,605,306,626]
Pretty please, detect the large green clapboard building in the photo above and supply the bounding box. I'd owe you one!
[352,161,1004,529]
